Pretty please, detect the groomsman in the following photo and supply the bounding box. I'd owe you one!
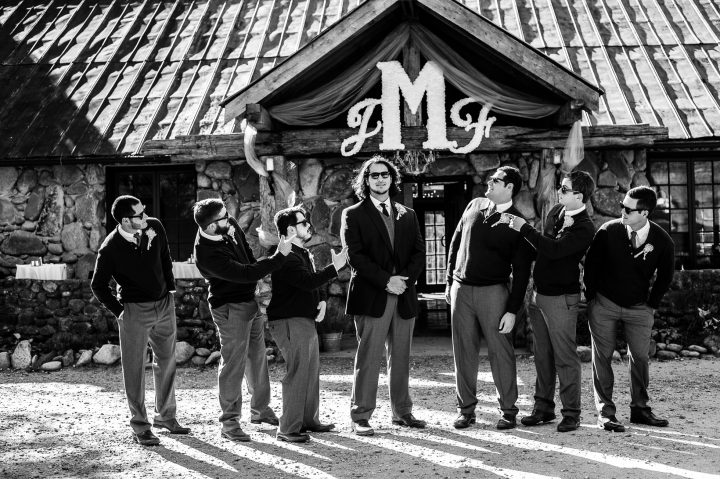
[584,186,674,432]
[267,206,348,443]
[341,156,426,436]
[92,195,190,446]
[499,170,596,432]
[446,166,534,430]
[193,198,293,442]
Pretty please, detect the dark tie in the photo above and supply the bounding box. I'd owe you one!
[486,204,496,219]
[553,209,566,235]
[133,232,141,245]
[630,231,638,249]
[381,203,389,217]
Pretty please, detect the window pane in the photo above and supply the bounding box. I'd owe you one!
[669,186,688,208]
[654,186,670,210]
[696,209,714,230]
[669,162,687,184]
[694,161,713,184]
[695,186,713,208]
[671,210,688,232]
[648,162,668,184]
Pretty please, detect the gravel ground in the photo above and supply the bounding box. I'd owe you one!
[1,355,719,479]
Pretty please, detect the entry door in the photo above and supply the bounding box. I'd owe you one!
[407,178,472,293]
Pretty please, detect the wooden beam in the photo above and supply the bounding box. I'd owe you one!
[221,0,399,122]
[553,100,583,126]
[246,104,273,130]
[141,124,669,159]
[416,0,601,112]
[402,40,422,127]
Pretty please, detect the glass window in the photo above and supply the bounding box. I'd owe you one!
[424,209,446,285]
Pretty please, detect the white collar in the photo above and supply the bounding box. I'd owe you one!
[490,200,513,213]
[564,205,586,217]
[117,225,140,244]
[370,195,391,211]
[199,228,223,242]
[626,220,651,245]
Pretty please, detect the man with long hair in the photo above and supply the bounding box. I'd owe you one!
[341,155,426,436]
[92,195,190,446]
[585,186,674,432]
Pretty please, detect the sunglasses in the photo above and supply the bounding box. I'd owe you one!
[291,219,310,228]
[619,203,642,214]
[486,176,506,186]
[369,171,391,180]
[127,207,146,219]
[559,185,579,195]
[212,212,229,224]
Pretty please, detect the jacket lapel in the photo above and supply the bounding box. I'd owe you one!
[363,199,393,254]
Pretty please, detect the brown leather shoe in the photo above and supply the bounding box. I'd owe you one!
[153,419,190,434]
[133,430,160,446]
[453,413,476,429]
[392,414,426,428]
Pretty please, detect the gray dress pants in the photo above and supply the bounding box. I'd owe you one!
[350,294,416,422]
[117,293,177,434]
[269,317,321,434]
[211,300,276,431]
[528,292,582,419]
[450,282,518,417]
[589,293,655,417]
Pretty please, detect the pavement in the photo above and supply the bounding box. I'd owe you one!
[321,333,531,359]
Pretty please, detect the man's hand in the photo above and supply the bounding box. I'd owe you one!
[386,275,408,295]
[277,234,296,256]
[498,312,516,334]
[331,247,349,271]
[494,213,525,231]
[445,283,452,305]
[315,301,327,322]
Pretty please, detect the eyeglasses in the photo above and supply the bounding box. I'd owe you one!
[559,185,579,195]
[127,207,146,219]
[291,219,310,228]
[369,171,391,180]
[619,203,642,214]
[212,212,229,224]
[486,176,506,186]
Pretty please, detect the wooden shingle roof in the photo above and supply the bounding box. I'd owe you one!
[1,0,718,160]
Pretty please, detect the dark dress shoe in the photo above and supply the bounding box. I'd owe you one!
[300,423,336,433]
[153,419,190,434]
[630,410,669,427]
[557,416,579,432]
[520,410,556,426]
[599,415,626,432]
[221,427,251,442]
[351,419,374,436]
[496,414,517,430]
[453,413,476,429]
[277,432,310,443]
[392,414,426,428]
[251,416,279,426]
[133,430,160,446]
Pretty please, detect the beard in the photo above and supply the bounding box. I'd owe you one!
[215,224,230,235]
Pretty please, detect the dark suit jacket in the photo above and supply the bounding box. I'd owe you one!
[341,198,425,319]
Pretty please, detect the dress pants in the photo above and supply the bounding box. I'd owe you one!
[117,293,177,434]
[350,294,416,422]
[211,300,276,431]
[450,282,518,417]
[589,292,654,417]
[528,292,582,419]
[269,317,322,434]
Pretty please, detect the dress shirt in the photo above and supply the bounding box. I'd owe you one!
[626,220,651,247]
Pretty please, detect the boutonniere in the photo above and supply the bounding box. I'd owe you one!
[226,224,238,245]
[395,203,407,221]
[634,243,654,260]
[146,228,157,250]
[556,216,574,238]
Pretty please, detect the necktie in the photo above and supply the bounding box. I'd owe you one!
[133,232,141,246]
[486,204,496,219]
[630,231,638,249]
[381,203,389,217]
[554,209,566,235]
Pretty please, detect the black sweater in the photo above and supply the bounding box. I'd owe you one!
[267,244,338,321]
[584,219,674,309]
[520,204,595,295]
[91,218,175,317]
[446,198,534,314]
[194,217,286,308]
